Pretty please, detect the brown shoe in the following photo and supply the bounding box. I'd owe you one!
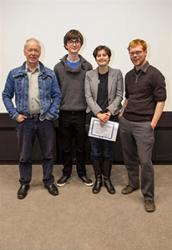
[144,200,156,212]
[121,185,138,195]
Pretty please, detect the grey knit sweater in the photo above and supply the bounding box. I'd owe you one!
[54,55,92,111]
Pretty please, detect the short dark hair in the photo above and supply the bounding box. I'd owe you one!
[93,45,112,59]
[63,29,84,47]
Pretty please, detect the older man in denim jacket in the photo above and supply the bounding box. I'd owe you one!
[2,38,61,199]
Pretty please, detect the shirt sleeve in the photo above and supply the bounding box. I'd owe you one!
[151,70,167,102]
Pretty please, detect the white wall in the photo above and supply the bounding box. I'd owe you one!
[0,0,171,111]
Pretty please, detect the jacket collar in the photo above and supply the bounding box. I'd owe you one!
[13,61,50,78]
[92,66,114,95]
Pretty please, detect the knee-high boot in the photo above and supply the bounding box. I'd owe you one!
[92,160,102,194]
[103,160,116,194]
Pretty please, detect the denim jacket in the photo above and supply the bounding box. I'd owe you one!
[2,62,61,120]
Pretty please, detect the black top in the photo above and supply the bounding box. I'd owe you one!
[97,72,108,112]
[124,61,167,122]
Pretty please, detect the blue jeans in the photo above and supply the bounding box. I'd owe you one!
[16,117,55,185]
[89,137,113,161]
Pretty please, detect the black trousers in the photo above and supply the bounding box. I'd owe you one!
[59,111,86,177]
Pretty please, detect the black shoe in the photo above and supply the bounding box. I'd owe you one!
[104,179,116,194]
[144,200,156,212]
[17,184,30,199]
[79,176,93,186]
[121,185,138,195]
[57,175,70,187]
[45,183,59,196]
[92,177,102,194]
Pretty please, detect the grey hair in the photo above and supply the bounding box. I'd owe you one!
[24,38,41,50]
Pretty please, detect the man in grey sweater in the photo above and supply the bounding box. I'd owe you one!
[54,29,93,187]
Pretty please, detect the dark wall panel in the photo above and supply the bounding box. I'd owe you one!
[0,112,172,164]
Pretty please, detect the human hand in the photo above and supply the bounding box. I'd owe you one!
[97,112,110,123]
[16,114,27,123]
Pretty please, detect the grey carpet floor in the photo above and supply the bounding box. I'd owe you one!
[0,164,172,250]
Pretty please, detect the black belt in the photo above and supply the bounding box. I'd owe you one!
[27,113,40,119]
[60,110,85,114]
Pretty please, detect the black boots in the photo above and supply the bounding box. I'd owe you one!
[103,160,116,194]
[92,160,115,194]
[92,160,102,194]
[104,177,116,194]
[92,176,115,194]
[92,175,102,194]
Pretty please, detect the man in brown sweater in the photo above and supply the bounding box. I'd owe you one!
[119,39,166,212]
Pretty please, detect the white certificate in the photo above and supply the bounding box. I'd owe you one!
[88,117,119,141]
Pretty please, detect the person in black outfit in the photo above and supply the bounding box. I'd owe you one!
[54,30,93,187]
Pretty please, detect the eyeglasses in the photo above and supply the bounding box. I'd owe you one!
[67,39,81,45]
[129,50,144,57]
